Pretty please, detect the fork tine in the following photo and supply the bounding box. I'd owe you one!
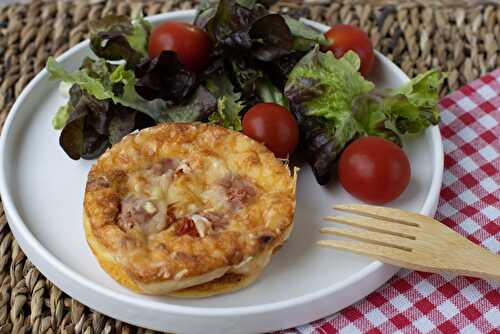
[334,204,431,227]
[323,215,417,239]
[320,227,413,251]
[317,239,413,267]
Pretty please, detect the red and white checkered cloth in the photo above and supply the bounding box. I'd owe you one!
[286,69,500,334]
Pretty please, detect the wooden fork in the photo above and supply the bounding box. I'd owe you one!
[318,204,500,281]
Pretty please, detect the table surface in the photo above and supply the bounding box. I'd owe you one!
[0,0,499,333]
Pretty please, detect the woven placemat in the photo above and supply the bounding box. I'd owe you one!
[0,0,499,333]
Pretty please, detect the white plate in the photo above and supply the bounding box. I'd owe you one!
[0,10,443,334]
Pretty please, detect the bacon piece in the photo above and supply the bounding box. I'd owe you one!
[203,212,228,231]
[117,197,155,231]
[165,209,177,229]
[174,217,199,237]
[151,158,178,176]
[219,175,256,210]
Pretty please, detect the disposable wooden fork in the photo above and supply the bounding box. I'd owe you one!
[319,204,500,281]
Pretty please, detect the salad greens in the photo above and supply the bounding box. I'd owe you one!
[47,57,212,158]
[134,51,196,102]
[89,14,151,66]
[255,77,289,108]
[55,84,147,160]
[47,0,444,185]
[285,47,445,184]
[200,0,328,92]
[285,48,375,120]
[47,58,169,122]
[52,105,71,129]
[206,73,245,130]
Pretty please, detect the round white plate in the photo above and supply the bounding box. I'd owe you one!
[0,10,443,334]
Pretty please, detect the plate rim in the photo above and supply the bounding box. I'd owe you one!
[0,9,443,319]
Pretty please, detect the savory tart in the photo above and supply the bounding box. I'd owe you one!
[83,123,296,297]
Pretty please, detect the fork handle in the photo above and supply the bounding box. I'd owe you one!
[457,247,500,281]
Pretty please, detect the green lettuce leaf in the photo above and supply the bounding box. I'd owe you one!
[206,73,244,131]
[283,16,330,50]
[237,0,257,8]
[352,70,446,138]
[194,0,218,28]
[47,57,217,159]
[284,48,372,183]
[47,57,169,122]
[52,105,71,129]
[393,70,443,106]
[161,86,217,123]
[255,77,288,108]
[284,47,444,184]
[385,69,445,134]
[128,11,151,54]
[89,13,151,65]
[48,57,217,124]
[285,47,374,119]
[351,94,401,145]
[47,57,113,100]
[209,95,244,131]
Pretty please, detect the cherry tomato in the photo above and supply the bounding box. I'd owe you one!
[322,24,375,77]
[242,103,299,159]
[148,21,212,72]
[338,136,411,204]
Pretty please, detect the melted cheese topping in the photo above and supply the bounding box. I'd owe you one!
[84,123,296,293]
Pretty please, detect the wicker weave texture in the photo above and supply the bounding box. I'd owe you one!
[0,0,499,333]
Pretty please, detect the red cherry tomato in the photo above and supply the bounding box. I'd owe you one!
[322,24,375,77]
[148,21,212,72]
[338,136,411,204]
[242,103,299,159]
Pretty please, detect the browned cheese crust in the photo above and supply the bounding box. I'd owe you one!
[83,123,296,296]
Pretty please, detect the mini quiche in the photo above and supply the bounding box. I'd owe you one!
[83,123,297,297]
